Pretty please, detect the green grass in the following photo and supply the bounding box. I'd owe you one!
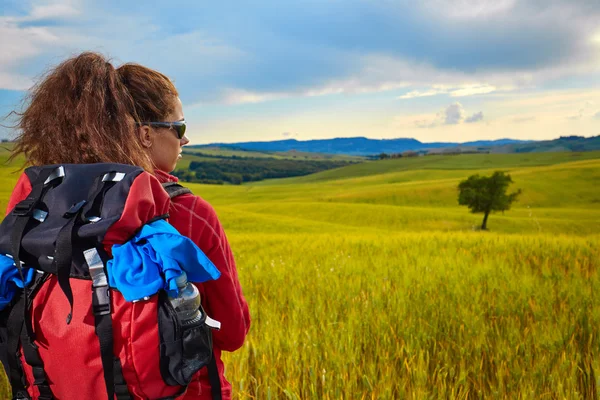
[0,150,599,399]
[259,151,600,185]
[223,232,599,399]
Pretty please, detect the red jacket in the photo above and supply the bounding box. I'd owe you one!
[6,169,250,400]
[154,170,250,399]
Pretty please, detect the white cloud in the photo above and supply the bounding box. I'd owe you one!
[409,102,483,128]
[0,20,63,89]
[0,0,82,90]
[1,0,599,109]
[399,88,445,99]
[466,111,484,123]
[398,83,500,99]
[0,21,60,64]
[221,88,287,105]
[29,3,80,20]
[0,71,33,91]
[423,0,517,19]
[450,84,497,97]
[445,102,466,124]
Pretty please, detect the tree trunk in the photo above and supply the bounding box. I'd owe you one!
[481,210,490,230]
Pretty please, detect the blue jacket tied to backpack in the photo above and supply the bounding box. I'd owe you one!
[0,256,35,309]
[0,220,220,307]
[107,219,221,301]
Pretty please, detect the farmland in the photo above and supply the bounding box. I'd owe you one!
[0,148,599,398]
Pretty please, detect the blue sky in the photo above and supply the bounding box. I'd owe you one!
[1,0,600,144]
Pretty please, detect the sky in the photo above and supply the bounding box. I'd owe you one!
[1,0,600,145]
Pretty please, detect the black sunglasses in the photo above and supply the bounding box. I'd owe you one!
[137,120,186,139]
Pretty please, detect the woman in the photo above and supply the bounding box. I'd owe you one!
[6,52,250,399]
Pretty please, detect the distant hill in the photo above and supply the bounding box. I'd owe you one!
[194,135,600,156]
[192,137,530,156]
[492,135,600,153]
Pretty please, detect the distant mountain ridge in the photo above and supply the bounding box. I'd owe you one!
[192,135,600,156]
[191,137,531,155]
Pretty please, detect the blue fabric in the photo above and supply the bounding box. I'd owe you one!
[0,255,35,310]
[107,220,221,302]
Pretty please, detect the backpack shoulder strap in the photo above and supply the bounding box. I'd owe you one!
[159,181,222,400]
[161,182,192,199]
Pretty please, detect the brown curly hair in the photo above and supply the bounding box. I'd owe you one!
[9,52,179,172]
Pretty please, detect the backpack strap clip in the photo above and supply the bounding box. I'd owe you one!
[83,247,132,399]
[12,390,31,400]
[12,197,38,217]
[92,287,111,316]
[84,249,111,316]
[63,200,88,218]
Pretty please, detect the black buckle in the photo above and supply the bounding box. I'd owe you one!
[92,285,111,316]
[12,198,37,217]
[13,391,31,400]
[63,200,87,218]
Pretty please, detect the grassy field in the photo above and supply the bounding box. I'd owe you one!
[0,149,599,398]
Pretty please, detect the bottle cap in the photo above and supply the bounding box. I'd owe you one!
[175,271,188,289]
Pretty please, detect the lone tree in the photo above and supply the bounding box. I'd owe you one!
[458,171,521,230]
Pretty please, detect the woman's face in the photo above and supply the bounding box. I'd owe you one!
[147,97,190,173]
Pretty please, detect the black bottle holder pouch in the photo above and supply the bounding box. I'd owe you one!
[157,290,213,386]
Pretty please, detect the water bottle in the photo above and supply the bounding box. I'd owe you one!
[168,271,202,324]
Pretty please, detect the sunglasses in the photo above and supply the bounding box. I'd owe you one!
[137,120,186,139]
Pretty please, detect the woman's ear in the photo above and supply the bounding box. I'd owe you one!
[137,125,153,148]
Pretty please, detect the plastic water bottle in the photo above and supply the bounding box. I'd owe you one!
[169,272,202,324]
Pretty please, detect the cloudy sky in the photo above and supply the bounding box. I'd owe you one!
[1,0,600,144]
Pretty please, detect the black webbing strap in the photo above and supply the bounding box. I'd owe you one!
[6,295,29,400]
[54,171,108,326]
[86,245,131,400]
[82,173,133,400]
[92,274,132,400]
[20,330,52,400]
[19,273,52,400]
[8,168,55,400]
[208,355,222,400]
[113,357,131,400]
[95,312,116,400]
[161,182,192,199]
[53,215,78,325]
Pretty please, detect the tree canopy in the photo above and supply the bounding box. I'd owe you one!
[458,171,521,230]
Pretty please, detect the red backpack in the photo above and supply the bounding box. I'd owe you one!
[0,163,221,400]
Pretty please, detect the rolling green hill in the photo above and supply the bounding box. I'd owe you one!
[183,146,366,161]
[0,147,598,398]
[1,149,599,235]
[255,151,600,185]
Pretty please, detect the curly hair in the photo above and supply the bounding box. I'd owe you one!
[9,52,179,171]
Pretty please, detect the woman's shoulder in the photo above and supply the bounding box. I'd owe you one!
[171,192,217,221]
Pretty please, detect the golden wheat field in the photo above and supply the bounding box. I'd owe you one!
[0,149,599,399]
